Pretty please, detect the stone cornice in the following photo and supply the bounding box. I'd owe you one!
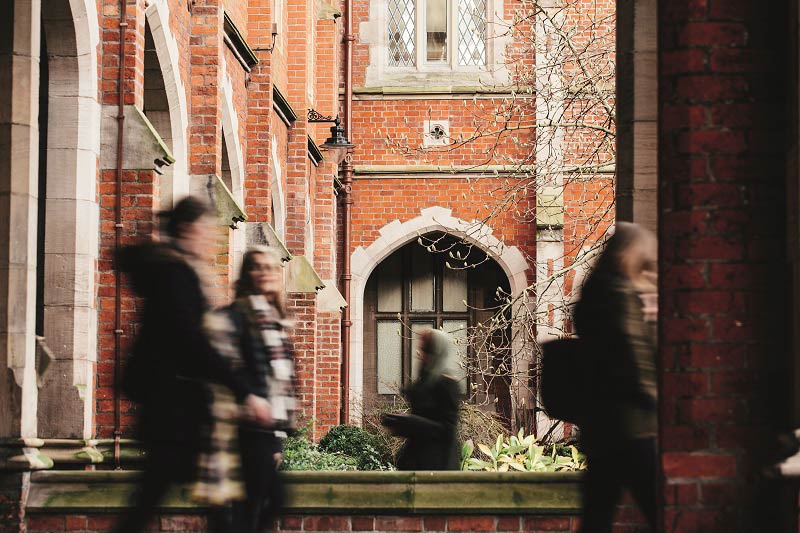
[273,86,298,127]
[223,12,259,71]
[27,470,582,514]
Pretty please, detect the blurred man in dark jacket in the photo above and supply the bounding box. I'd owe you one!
[573,222,658,533]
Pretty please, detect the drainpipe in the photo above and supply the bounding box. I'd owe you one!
[340,0,354,425]
[113,0,128,468]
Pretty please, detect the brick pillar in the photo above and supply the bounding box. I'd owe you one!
[288,293,317,436]
[96,170,157,438]
[245,0,274,222]
[285,0,319,437]
[311,11,343,436]
[188,0,223,181]
[659,0,790,529]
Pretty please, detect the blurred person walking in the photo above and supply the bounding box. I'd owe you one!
[205,246,297,533]
[573,222,658,533]
[382,329,462,471]
[113,197,270,533]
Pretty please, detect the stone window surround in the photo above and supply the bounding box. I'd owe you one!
[359,0,510,88]
[348,206,531,422]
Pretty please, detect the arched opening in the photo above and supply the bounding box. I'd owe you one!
[362,232,513,423]
[144,20,173,211]
[35,0,100,438]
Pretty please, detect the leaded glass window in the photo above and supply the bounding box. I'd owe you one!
[388,0,416,66]
[458,0,487,66]
[387,0,487,69]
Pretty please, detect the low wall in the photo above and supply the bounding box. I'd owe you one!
[22,471,647,532]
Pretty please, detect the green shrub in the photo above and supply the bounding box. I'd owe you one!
[280,433,359,471]
[318,425,393,471]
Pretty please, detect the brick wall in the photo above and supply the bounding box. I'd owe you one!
[24,511,648,533]
[659,0,791,530]
[350,177,536,265]
[96,168,158,439]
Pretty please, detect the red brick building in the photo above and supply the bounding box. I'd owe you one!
[1,0,800,531]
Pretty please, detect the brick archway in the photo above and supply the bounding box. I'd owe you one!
[348,206,530,420]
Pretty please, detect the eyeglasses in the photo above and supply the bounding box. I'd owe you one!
[250,263,281,273]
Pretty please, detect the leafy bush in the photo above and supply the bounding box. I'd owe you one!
[280,433,359,471]
[318,425,393,471]
[462,429,587,472]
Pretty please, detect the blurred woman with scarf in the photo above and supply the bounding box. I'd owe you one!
[204,246,297,533]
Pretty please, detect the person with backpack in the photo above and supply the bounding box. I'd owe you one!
[114,197,271,533]
[572,222,658,532]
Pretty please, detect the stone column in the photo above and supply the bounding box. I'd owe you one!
[616,0,657,232]
[0,0,41,442]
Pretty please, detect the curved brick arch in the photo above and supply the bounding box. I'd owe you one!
[347,206,531,420]
[144,1,190,206]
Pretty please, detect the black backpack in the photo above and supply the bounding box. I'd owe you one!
[540,338,588,424]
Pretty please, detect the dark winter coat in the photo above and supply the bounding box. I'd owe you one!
[394,375,462,471]
[386,330,463,471]
[117,242,248,479]
[573,272,657,451]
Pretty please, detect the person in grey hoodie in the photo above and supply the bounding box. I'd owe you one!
[383,329,462,470]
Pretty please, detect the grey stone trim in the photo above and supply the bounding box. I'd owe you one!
[273,86,298,127]
[308,135,324,166]
[223,12,259,70]
[26,470,582,514]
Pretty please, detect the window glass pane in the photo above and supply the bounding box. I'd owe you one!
[377,253,402,312]
[426,0,448,62]
[443,266,468,312]
[410,245,434,311]
[377,321,403,394]
[388,0,416,66]
[411,322,435,380]
[458,0,486,66]
[443,320,468,394]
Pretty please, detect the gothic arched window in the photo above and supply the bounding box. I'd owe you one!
[363,233,511,415]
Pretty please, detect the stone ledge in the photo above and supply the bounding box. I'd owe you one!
[26,471,582,515]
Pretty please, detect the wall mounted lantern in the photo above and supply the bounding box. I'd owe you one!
[308,109,354,165]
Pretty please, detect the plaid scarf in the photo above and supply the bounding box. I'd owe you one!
[192,310,246,505]
[246,295,297,434]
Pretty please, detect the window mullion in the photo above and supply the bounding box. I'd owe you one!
[450,0,457,69]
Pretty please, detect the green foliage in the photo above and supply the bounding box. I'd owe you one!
[280,422,359,471]
[462,429,587,472]
[280,434,359,471]
[318,425,393,471]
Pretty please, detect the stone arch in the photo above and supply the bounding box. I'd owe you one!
[220,72,247,272]
[348,206,531,420]
[144,1,190,208]
[36,0,101,438]
[220,73,245,204]
[270,135,286,239]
